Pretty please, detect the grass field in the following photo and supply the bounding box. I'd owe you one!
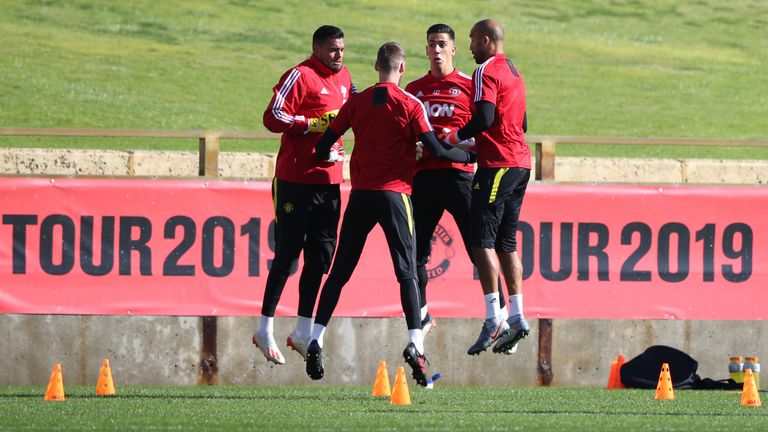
[1,0,767,158]
[1,385,764,431]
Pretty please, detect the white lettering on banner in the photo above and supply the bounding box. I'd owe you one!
[424,102,455,117]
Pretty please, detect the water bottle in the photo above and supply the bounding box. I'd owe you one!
[743,356,760,389]
[729,356,744,383]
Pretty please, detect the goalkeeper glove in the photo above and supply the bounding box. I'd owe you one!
[439,127,461,145]
[305,110,339,134]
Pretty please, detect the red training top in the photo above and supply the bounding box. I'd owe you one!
[263,55,353,184]
[471,53,530,169]
[329,82,433,194]
[405,69,474,174]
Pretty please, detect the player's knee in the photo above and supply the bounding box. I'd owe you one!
[270,256,300,275]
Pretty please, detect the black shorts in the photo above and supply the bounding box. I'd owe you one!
[271,178,341,273]
[329,189,417,282]
[470,167,530,252]
[412,169,473,266]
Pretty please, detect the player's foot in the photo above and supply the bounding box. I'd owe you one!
[286,331,310,361]
[493,315,530,354]
[305,340,324,380]
[252,332,286,365]
[403,342,429,387]
[467,318,510,355]
[421,313,437,335]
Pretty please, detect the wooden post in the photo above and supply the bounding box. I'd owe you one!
[537,318,554,386]
[198,134,220,177]
[534,138,555,386]
[536,138,556,181]
[199,133,219,385]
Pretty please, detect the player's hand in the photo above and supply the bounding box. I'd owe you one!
[316,143,344,162]
[415,141,424,161]
[305,110,340,134]
[326,149,344,162]
[438,127,461,145]
[454,137,476,152]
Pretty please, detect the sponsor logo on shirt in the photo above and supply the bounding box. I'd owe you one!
[432,89,441,95]
[423,101,455,117]
[415,91,424,97]
[320,87,330,95]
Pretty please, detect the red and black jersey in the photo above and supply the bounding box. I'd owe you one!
[329,82,432,194]
[471,53,530,169]
[405,70,474,174]
[263,55,354,184]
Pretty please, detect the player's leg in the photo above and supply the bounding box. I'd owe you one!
[379,191,429,387]
[412,170,445,333]
[288,184,341,360]
[254,179,309,365]
[306,190,376,380]
[447,169,509,317]
[492,168,532,353]
[467,168,510,355]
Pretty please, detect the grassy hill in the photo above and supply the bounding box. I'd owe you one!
[1,0,767,158]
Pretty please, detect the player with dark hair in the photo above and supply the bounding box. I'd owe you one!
[405,23,510,342]
[440,19,531,355]
[305,42,476,386]
[256,25,355,365]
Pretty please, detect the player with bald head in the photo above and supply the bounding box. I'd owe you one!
[405,23,511,347]
[440,19,532,356]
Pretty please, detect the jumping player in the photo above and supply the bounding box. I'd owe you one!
[306,42,476,386]
[256,25,354,365]
[440,19,531,355]
[405,23,510,341]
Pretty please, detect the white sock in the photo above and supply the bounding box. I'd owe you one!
[311,323,327,348]
[510,294,524,318]
[420,305,428,321]
[257,315,274,336]
[500,305,509,321]
[484,292,500,320]
[408,329,425,354]
[295,316,313,339]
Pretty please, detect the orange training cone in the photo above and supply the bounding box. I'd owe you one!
[390,366,412,406]
[740,368,762,407]
[607,359,619,389]
[654,363,675,400]
[372,360,392,397]
[607,354,626,389]
[96,358,117,396]
[615,354,626,389]
[44,363,66,401]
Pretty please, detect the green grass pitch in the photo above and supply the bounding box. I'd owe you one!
[1,385,764,431]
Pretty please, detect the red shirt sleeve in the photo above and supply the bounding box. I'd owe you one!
[409,97,432,136]
[473,66,499,105]
[263,68,310,134]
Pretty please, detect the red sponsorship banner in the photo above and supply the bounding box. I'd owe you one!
[0,177,765,319]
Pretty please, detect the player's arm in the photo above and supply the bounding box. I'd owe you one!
[263,69,312,134]
[441,101,495,144]
[419,131,476,164]
[314,128,342,160]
